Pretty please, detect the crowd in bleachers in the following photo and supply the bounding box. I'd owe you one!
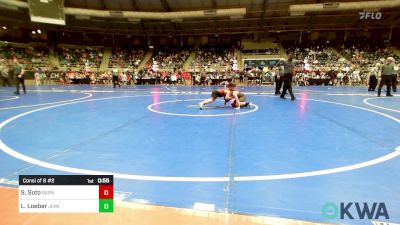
[59,68,192,86]
[58,46,103,68]
[190,45,236,71]
[278,43,400,86]
[340,46,400,66]
[109,48,145,69]
[0,45,49,69]
[1,40,399,88]
[242,48,280,55]
[58,68,254,86]
[152,48,190,70]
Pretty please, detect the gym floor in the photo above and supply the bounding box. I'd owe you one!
[0,85,399,225]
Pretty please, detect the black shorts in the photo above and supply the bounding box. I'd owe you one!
[283,73,293,81]
[211,90,224,99]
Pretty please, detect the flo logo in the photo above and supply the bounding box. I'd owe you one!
[359,11,382,20]
[322,202,389,220]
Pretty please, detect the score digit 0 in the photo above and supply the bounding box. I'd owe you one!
[99,185,113,199]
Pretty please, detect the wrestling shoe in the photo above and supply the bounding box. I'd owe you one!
[245,102,253,108]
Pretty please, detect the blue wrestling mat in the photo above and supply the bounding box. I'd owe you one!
[0,85,399,225]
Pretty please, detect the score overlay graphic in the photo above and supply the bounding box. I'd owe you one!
[19,175,114,213]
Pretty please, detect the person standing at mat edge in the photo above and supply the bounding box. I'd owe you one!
[390,57,398,92]
[276,53,302,101]
[0,58,11,87]
[377,57,394,97]
[274,65,283,95]
[13,57,26,95]
[112,67,121,88]
[367,64,379,92]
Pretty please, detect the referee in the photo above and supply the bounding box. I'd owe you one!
[378,57,394,97]
[276,53,302,101]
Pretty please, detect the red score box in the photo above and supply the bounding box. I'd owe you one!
[99,185,114,199]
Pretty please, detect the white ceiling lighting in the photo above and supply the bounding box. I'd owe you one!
[37,29,41,34]
[203,9,217,16]
[290,11,305,16]
[2,26,7,30]
[289,0,400,13]
[323,2,340,8]
[0,4,19,10]
[0,1,247,20]
[75,15,91,20]
[109,11,124,17]
[32,31,36,34]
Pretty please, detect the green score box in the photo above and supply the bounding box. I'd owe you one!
[99,199,114,213]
